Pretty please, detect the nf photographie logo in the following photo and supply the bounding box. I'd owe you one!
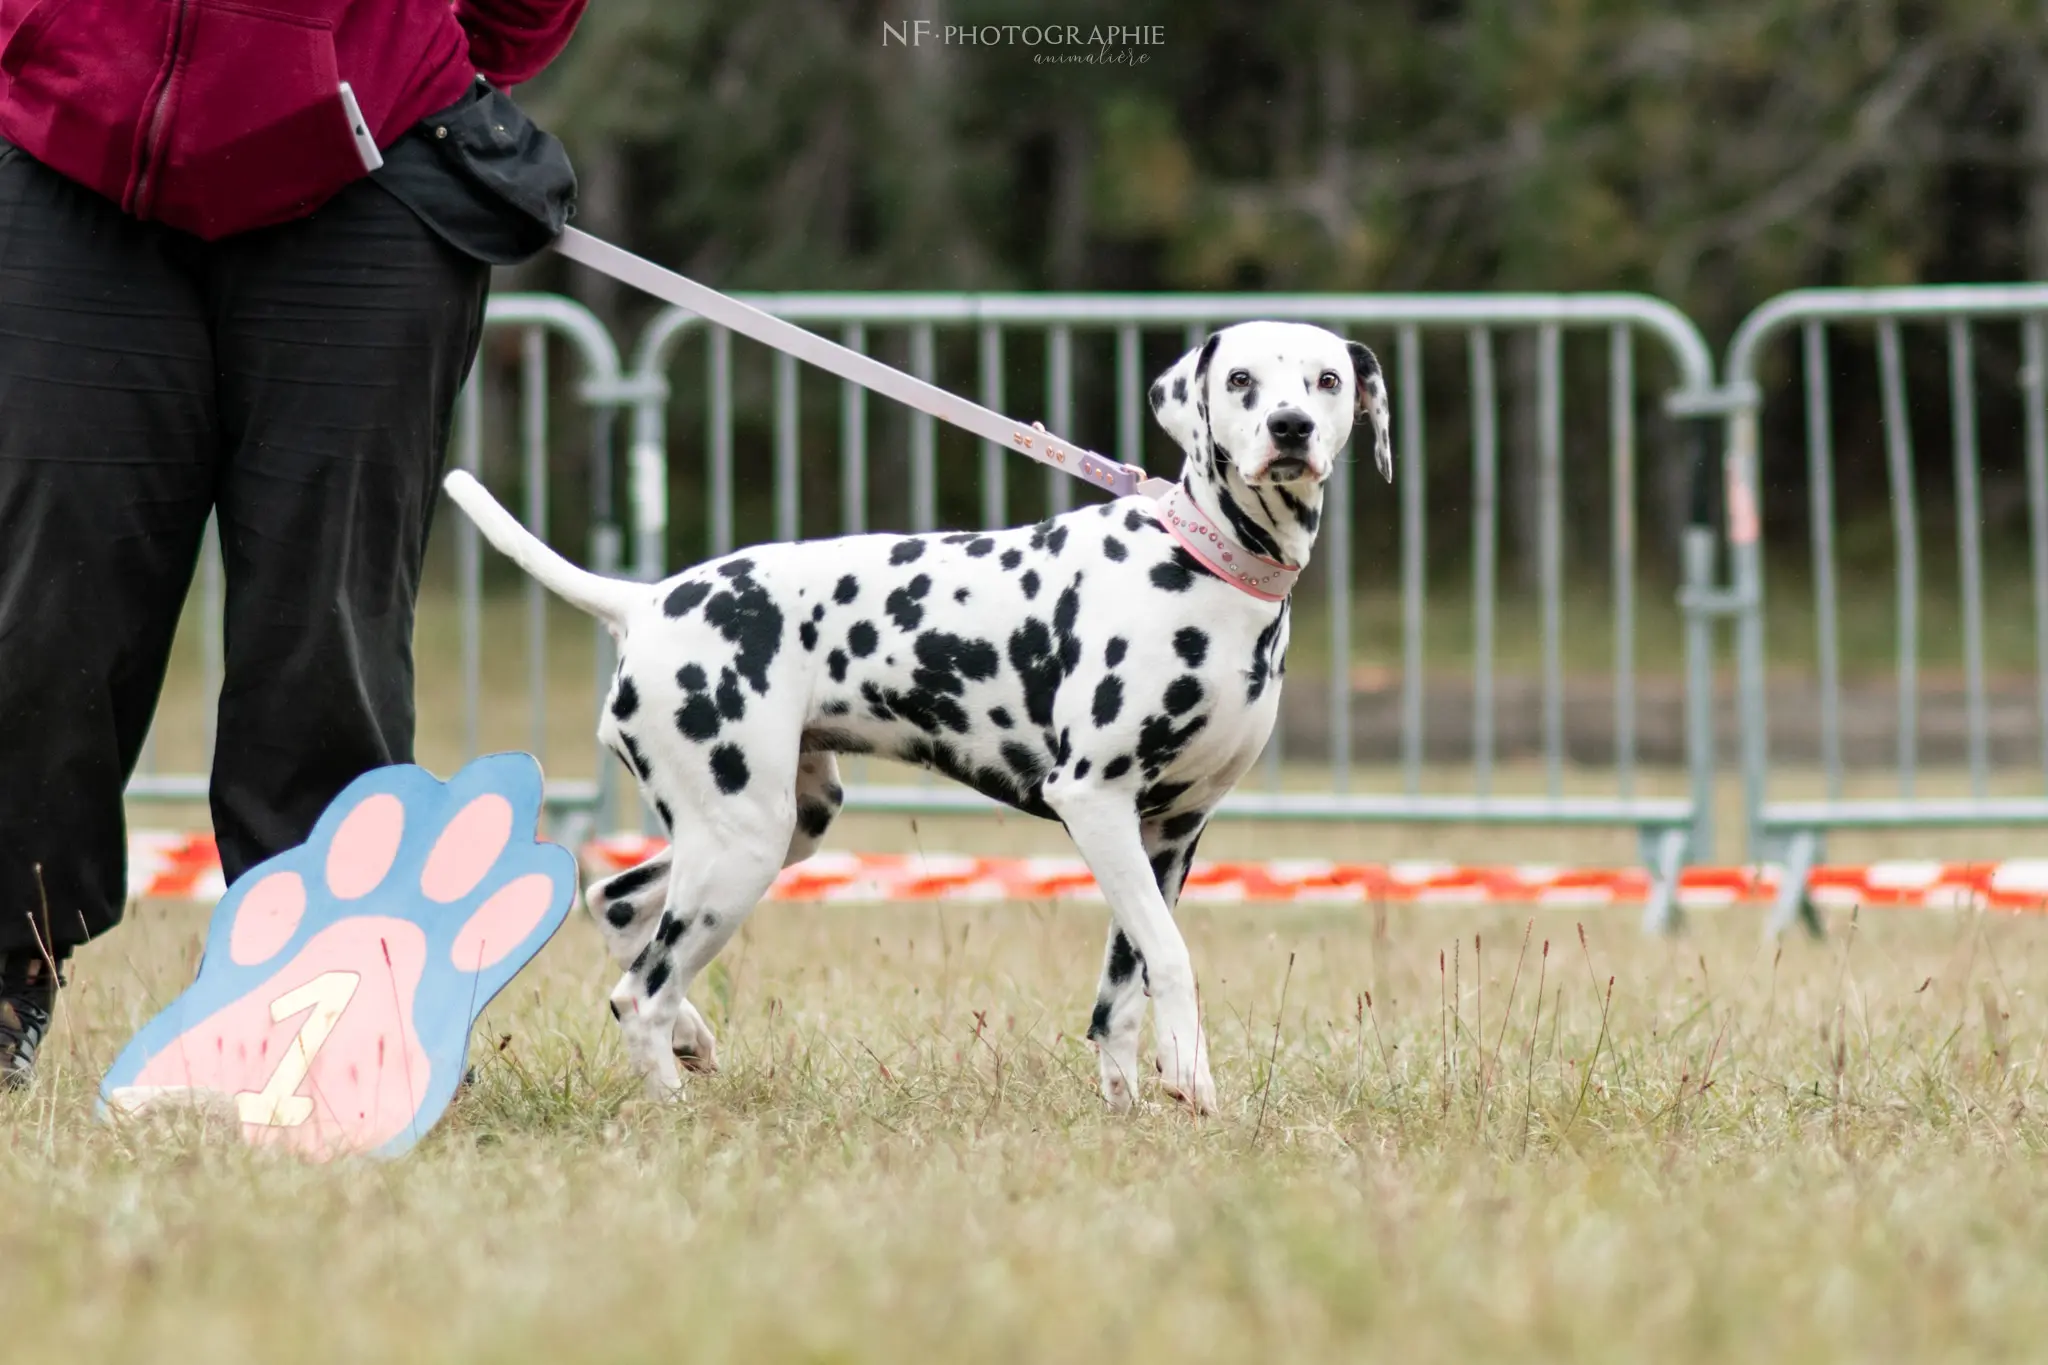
[882,20,1164,65]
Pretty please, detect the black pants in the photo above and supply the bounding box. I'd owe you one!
[0,141,490,956]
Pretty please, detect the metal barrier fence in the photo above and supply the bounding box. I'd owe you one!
[1721,286,2048,933]
[127,276,2048,936]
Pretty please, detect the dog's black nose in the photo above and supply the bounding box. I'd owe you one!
[1267,409,1314,446]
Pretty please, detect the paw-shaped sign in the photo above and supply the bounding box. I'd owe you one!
[98,753,578,1160]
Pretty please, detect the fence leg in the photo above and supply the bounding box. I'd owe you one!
[1766,829,1823,939]
[1639,825,1688,936]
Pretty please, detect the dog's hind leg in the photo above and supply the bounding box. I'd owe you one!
[609,755,799,1097]
[1085,811,1210,1110]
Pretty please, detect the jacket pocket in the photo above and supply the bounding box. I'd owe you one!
[145,1,369,239]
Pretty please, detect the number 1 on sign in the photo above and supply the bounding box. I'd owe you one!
[235,971,361,1127]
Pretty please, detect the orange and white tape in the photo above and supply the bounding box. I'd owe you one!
[125,831,2048,913]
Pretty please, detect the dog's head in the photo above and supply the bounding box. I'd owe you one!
[1147,321,1391,488]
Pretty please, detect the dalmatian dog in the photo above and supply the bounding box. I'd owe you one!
[441,320,1391,1115]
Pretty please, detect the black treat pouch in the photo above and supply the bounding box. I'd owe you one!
[373,78,577,266]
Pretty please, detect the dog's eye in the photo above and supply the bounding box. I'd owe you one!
[1318,371,1342,392]
[1227,369,1251,388]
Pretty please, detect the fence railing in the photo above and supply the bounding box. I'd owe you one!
[1720,286,2048,933]
[121,276,2048,936]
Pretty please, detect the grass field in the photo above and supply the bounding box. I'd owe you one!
[9,874,2048,1363]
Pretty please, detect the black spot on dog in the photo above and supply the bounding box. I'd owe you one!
[1125,508,1151,534]
[1173,626,1209,668]
[1138,711,1208,774]
[848,621,879,657]
[602,859,664,904]
[716,668,748,721]
[1214,485,1286,563]
[1088,999,1113,1040]
[656,800,674,830]
[1056,728,1072,764]
[716,558,754,579]
[967,537,996,558]
[620,732,653,780]
[1053,579,1084,675]
[1162,810,1206,841]
[1150,847,1178,889]
[797,799,836,839]
[1106,930,1139,984]
[799,620,819,651]
[1074,758,1092,780]
[1105,638,1128,668]
[1138,779,1194,816]
[605,901,637,929]
[611,676,640,721]
[1275,484,1319,532]
[663,580,710,618]
[822,698,851,716]
[811,603,826,622]
[644,958,672,997]
[912,631,1000,698]
[1092,675,1124,726]
[1172,375,1188,403]
[902,737,1052,820]
[1163,675,1204,716]
[709,743,750,794]
[825,782,844,806]
[1007,618,1061,727]
[1000,549,1024,571]
[828,649,850,683]
[834,575,860,604]
[676,693,721,742]
[1149,545,1218,593]
[677,664,708,693]
[1103,535,1127,562]
[1239,378,1260,411]
[703,572,784,694]
[657,911,688,947]
[942,532,977,545]
[1020,570,1041,600]
[954,587,970,604]
[885,576,931,631]
[989,706,1015,729]
[1149,379,1166,409]
[1027,523,1068,557]
[1248,606,1288,702]
[890,539,926,565]
[1001,741,1045,780]
[1104,754,1133,781]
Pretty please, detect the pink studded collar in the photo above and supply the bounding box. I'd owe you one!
[1145,481,1302,602]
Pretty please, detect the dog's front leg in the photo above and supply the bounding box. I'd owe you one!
[1046,785,1216,1115]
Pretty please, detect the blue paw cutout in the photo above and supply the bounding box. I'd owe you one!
[98,753,578,1159]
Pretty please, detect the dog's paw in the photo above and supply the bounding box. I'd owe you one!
[100,754,577,1158]
[1154,1052,1218,1117]
[672,1000,719,1075]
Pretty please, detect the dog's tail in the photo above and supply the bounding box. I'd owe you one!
[441,469,643,629]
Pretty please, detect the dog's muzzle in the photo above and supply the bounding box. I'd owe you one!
[1259,409,1319,482]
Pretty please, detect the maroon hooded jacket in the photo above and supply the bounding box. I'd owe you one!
[0,0,587,240]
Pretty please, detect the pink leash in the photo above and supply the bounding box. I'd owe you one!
[552,229,1299,600]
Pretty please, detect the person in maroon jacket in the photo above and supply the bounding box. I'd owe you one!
[0,0,589,1086]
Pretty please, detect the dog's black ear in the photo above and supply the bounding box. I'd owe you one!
[1150,331,1221,460]
[1348,340,1393,484]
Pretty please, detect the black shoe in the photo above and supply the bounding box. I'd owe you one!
[0,953,63,1091]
